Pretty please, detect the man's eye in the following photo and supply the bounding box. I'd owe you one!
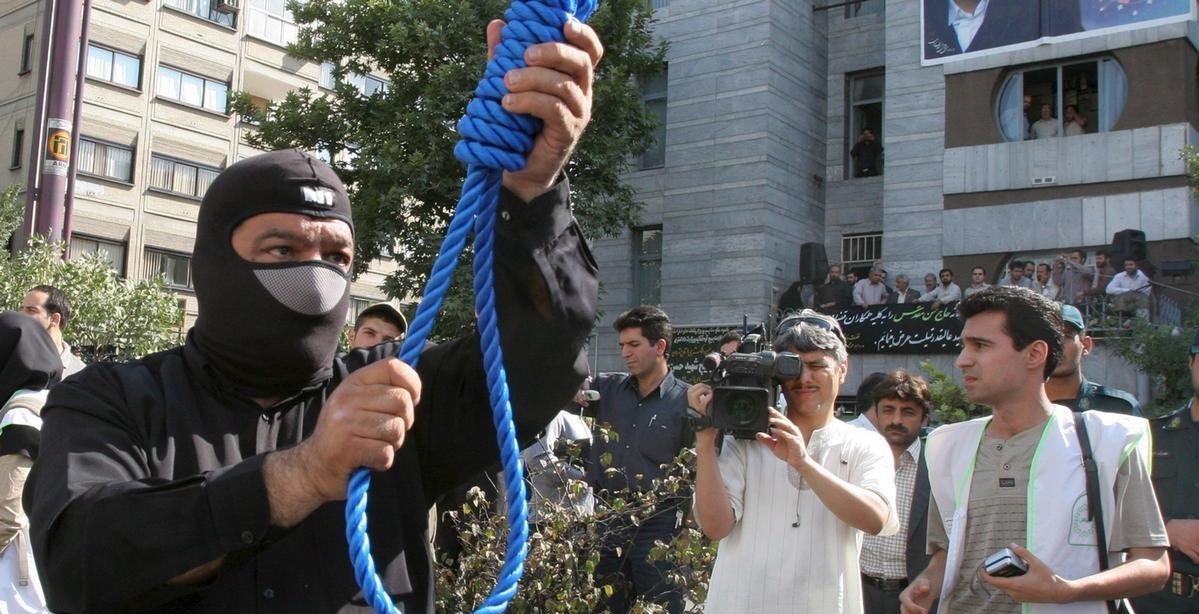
[267,245,292,257]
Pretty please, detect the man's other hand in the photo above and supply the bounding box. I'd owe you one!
[899,577,935,614]
[1167,519,1199,564]
[485,18,604,202]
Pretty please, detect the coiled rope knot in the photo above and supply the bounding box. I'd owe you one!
[345,1,598,613]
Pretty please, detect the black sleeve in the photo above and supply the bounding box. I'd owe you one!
[25,365,274,614]
[408,179,597,504]
[0,424,38,460]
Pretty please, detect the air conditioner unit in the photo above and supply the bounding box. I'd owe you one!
[214,0,238,13]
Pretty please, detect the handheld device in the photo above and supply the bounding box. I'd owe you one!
[982,547,1029,578]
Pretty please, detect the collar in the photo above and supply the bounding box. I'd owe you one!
[948,0,989,22]
[902,435,923,463]
[183,332,328,411]
[617,369,677,399]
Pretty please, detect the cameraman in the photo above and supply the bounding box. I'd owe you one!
[689,309,897,613]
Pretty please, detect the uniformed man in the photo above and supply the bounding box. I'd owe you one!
[1132,329,1199,613]
[1044,304,1142,416]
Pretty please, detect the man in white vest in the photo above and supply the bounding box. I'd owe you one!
[900,286,1169,614]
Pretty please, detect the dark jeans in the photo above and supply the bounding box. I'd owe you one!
[862,581,903,614]
[592,515,683,614]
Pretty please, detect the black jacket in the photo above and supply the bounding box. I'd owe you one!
[25,183,598,614]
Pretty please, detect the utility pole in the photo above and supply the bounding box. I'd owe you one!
[20,0,88,248]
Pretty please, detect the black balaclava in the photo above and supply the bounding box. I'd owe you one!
[0,311,62,401]
[191,149,354,399]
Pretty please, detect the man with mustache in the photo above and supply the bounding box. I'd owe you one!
[689,309,897,613]
[860,370,933,614]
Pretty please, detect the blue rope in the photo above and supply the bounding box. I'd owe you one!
[345,1,597,612]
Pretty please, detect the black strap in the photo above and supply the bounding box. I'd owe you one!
[1074,412,1123,614]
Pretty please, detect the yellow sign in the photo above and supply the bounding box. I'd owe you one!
[47,129,70,160]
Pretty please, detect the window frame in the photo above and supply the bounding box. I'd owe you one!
[147,154,222,200]
[85,43,142,90]
[76,136,136,184]
[841,231,883,274]
[844,0,882,19]
[155,64,229,115]
[143,247,195,291]
[631,225,663,306]
[245,0,299,47]
[69,234,128,276]
[637,67,668,170]
[995,57,1126,142]
[19,33,35,75]
[10,127,24,170]
[845,68,885,180]
[162,0,237,29]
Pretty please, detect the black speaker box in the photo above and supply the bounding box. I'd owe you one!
[799,242,829,285]
[1110,229,1147,263]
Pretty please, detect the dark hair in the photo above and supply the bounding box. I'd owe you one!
[1071,248,1087,260]
[872,369,931,415]
[1065,104,1079,113]
[1095,249,1110,259]
[971,266,985,275]
[856,372,888,412]
[939,268,953,277]
[958,286,1063,379]
[1008,260,1024,271]
[613,305,673,352]
[30,284,71,329]
[718,329,742,349]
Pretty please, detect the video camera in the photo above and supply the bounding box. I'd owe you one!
[700,333,801,439]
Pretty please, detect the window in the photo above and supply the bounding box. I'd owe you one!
[348,73,390,96]
[841,232,882,273]
[997,58,1127,141]
[319,62,336,89]
[638,68,667,170]
[149,155,221,198]
[86,45,141,89]
[69,235,126,274]
[247,0,299,46]
[846,70,884,178]
[633,226,662,306]
[845,0,882,18]
[19,34,34,74]
[143,248,193,290]
[77,137,134,183]
[163,0,235,27]
[10,128,23,169]
[156,65,228,113]
[348,297,372,324]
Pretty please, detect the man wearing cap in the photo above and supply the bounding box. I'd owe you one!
[348,303,408,349]
[1133,329,1199,613]
[1045,304,1142,416]
[689,309,898,613]
[25,19,602,614]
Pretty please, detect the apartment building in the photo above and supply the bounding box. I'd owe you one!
[0,0,398,326]
[589,0,1199,398]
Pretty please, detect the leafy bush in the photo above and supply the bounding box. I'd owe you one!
[920,360,990,425]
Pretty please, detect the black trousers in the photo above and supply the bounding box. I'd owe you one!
[861,581,903,614]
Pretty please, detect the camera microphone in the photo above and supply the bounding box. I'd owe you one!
[791,521,799,528]
[579,390,601,402]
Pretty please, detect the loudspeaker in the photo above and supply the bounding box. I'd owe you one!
[799,242,829,285]
[1110,229,1147,263]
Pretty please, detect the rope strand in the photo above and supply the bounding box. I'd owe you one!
[345,1,597,612]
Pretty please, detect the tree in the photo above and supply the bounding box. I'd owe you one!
[232,0,665,338]
[1107,318,1197,417]
[920,360,990,425]
[0,186,184,362]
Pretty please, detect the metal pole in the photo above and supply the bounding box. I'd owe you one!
[19,0,59,248]
[33,0,85,245]
[63,0,93,248]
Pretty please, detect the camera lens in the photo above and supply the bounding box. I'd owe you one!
[725,393,759,427]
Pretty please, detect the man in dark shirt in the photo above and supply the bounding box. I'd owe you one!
[25,20,602,614]
[814,264,854,314]
[1045,304,1142,416]
[850,128,883,178]
[582,305,691,614]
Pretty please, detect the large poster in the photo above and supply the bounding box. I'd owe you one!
[832,304,964,354]
[669,324,739,384]
[922,0,1193,65]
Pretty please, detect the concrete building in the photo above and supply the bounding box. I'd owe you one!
[0,0,397,327]
[590,0,1199,401]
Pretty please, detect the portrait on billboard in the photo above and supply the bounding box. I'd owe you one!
[922,0,1194,64]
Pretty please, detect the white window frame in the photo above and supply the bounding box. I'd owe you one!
[77,137,135,183]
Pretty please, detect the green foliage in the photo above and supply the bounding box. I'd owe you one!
[920,360,991,424]
[1106,318,1198,417]
[232,0,665,339]
[0,188,183,362]
[434,426,715,613]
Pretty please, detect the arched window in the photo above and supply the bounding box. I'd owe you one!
[996,58,1127,142]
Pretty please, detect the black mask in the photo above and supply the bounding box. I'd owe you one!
[191,149,354,399]
[0,311,62,400]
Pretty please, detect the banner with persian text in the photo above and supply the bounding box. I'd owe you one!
[831,304,963,354]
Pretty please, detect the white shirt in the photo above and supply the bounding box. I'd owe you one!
[847,413,878,433]
[700,419,898,614]
[919,282,962,304]
[948,0,990,52]
[853,279,888,307]
[1030,118,1059,139]
[59,343,86,378]
[1106,270,1152,296]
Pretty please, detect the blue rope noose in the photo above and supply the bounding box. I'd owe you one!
[345,1,597,612]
